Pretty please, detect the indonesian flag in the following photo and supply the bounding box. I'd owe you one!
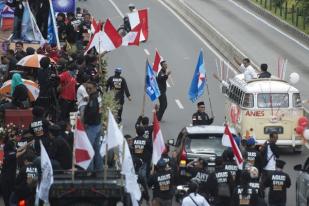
[122,23,141,46]
[128,9,149,41]
[152,111,166,164]
[153,49,164,74]
[90,18,100,34]
[85,19,122,54]
[74,118,95,170]
[222,125,243,169]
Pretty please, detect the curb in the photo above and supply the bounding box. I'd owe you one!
[238,0,309,48]
[161,0,259,72]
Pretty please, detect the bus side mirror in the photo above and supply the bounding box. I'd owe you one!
[294,164,302,171]
[167,139,175,146]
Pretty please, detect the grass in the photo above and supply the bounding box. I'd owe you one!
[251,0,309,34]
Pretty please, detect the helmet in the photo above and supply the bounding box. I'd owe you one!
[248,166,259,179]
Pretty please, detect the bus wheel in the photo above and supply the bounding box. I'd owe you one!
[293,145,303,154]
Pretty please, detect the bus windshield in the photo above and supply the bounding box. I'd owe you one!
[257,93,289,108]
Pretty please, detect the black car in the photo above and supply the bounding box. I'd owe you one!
[168,125,237,183]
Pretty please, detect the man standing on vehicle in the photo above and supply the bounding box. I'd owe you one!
[234,57,257,81]
[157,61,171,121]
[263,160,291,206]
[148,159,175,206]
[258,64,271,78]
[192,101,214,126]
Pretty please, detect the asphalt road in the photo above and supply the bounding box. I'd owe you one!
[77,0,309,205]
[181,1,309,205]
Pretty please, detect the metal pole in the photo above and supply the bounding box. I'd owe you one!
[206,84,214,118]
[141,60,148,116]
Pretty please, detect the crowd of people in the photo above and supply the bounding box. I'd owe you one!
[0,3,296,206]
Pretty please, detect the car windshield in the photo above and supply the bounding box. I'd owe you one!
[185,134,226,156]
[257,93,289,108]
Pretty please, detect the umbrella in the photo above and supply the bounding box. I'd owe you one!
[0,79,40,102]
[16,54,56,69]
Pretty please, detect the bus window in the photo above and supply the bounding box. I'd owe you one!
[257,93,289,108]
[293,93,302,107]
[242,93,254,108]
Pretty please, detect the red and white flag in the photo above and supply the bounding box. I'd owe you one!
[128,9,149,42]
[90,18,100,34]
[85,19,122,54]
[74,118,95,170]
[152,112,166,164]
[153,49,164,74]
[222,125,243,169]
[122,24,141,46]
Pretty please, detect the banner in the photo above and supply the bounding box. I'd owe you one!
[52,0,75,13]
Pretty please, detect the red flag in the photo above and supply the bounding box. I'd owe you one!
[222,125,243,168]
[153,49,163,73]
[128,9,149,42]
[90,18,100,34]
[152,112,166,164]
[122,23,141,46]
[85,19,122,54]
[138,9,148,41]
[74,118,94,170]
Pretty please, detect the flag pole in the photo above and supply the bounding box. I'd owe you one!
[141,60,148,116]
[104,110,109,181]
[206,84,214,118]
[121,139,125,186]
[72,115,78,182]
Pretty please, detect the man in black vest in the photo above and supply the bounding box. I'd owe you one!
[192,101,214,126]
[263,159,291,206]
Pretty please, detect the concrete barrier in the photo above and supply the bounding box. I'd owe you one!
[161,0,259,71]
[238,0,309,48]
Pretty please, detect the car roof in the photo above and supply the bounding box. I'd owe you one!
[185,125,237,135]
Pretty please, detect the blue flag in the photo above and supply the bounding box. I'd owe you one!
[188,50,206,102]
[47,0,60,48]
[146,60,161,102]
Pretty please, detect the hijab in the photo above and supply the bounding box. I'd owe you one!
[11,73,24,95]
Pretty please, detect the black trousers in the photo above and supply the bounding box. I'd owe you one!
[157,93,167,121]
[116,104,124,123]
[59,98,75,122]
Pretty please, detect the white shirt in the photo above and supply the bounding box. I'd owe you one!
[76,85,88,109]
[240,64,257,81]
[264,144,276,171]
[182,193,210,206]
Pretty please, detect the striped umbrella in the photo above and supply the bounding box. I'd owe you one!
[16,54,56,69]
[0,79,40,102]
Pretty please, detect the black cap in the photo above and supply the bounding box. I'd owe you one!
[276,159,286,169]
[197,101,205,107]
[157,158,167,168]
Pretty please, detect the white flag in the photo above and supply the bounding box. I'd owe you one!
[152,112,166,164]
[100,110,141,205]
[38,141,54,203]
[100,110,123,157]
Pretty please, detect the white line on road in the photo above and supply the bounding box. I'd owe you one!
[229,0,309,52]
[107,0,124,18]
[175,99,184,109]
[166,81,171,88]
[158,0,239,74]
[144,49,150,56]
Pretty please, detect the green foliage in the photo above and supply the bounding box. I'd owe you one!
[98,55,120,129]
